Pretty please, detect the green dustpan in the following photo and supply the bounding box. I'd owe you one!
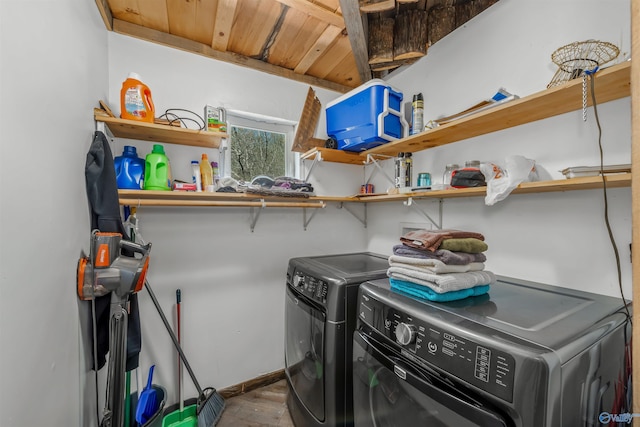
[162,404,197,427]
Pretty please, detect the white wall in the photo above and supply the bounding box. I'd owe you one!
[367,0,632,299]
[0,0,632,425]
[0,0,108,426]
[105,34,368,406]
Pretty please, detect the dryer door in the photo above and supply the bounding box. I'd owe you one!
[285,286,326,422]
[353,331,512,427]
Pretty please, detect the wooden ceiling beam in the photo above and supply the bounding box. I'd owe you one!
[271,0,346,29]
[112,19,352,93]
[95,0,114,30]
[212,0,238,51]
[294,25,343,74]
[339,0,372,82]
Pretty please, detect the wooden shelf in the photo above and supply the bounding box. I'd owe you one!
[299,62,630,163]
[118,174,630,207]
[350,173,631,202]
[95,115,228,148]
[300,147,394,165]
[301,147,368,164]
[118,189,328,208]
[360,61,631,156]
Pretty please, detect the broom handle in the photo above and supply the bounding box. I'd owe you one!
[144,280,204,394]
[177,289,183,413]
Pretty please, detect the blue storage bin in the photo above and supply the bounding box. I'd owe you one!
[326,79,408,152]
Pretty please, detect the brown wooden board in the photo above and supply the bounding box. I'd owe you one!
[292,87,323,153]
[360,0,395,13]
[394,10,428,60]
[368,16,394,63]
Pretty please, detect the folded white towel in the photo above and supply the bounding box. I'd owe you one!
[389,255,485,274]
[387,266,496,294]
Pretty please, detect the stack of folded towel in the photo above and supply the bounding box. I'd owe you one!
[388,229,496,302]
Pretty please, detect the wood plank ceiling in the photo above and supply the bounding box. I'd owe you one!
[95,0,497,93]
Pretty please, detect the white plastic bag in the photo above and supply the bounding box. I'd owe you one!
[481,155,539,206]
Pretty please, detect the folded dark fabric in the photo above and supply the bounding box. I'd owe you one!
[450,168,486,188]
[392,244,487,264]
[390,277,490,302]
[439,238,488,253]
[273,176,314,192]
[400,229,485,252]
[245,187,311,198]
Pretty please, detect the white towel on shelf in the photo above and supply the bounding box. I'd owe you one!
[387,266,496,294]
[388,255,485,274]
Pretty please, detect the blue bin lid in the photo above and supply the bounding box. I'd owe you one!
[326,79,403,109]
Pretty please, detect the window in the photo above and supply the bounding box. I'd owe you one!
[223,111,298,182]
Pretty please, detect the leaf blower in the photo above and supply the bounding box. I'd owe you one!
[77,230,151,427]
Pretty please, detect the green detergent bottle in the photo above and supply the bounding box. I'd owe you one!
[144,144,171,191]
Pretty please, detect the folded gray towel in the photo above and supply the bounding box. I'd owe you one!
[388,255,485,274]
[392,244,487,265]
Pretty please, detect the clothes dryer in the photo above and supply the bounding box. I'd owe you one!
[285,252,389,427]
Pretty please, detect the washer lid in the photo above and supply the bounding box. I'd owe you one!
[454,276,627,340]
[290,252,389,283]
[364,276,629,354]
[307,252,389,275]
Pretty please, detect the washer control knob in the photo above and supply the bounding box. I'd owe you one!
[395,323,417,346]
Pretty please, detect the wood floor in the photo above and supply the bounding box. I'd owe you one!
[216,379,294,426]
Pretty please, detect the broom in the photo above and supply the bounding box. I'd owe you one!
[144,280,226,426]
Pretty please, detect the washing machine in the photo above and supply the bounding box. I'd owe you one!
[353,277,632,426]
[285,252,390,427]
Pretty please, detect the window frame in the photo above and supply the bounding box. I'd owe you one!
[222,110,299,180]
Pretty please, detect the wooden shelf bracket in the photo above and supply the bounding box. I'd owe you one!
[403,197,443,229]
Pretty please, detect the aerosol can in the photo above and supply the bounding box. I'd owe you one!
[411,93,424,135]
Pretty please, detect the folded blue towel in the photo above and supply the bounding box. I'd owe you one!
[389,278,490,302]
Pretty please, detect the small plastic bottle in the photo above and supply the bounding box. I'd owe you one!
[211,161,220,189]
[395,153,405,188]
[442,163,459,189]
[191,160,202,192]
[200,154,214,192]
[404,153,413,188]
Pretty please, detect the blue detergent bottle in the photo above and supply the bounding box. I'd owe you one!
[114,145,145,189]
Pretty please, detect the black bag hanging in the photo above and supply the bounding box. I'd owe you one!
[84,130,141,372]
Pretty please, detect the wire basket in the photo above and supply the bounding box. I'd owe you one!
[547,40,619,88]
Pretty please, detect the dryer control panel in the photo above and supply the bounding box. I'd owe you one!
[359,292,516,403]
[290,271,328,304]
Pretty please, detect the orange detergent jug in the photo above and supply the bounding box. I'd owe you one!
[120,72,155,123]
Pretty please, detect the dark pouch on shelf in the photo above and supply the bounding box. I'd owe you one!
[450,168,486,188]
